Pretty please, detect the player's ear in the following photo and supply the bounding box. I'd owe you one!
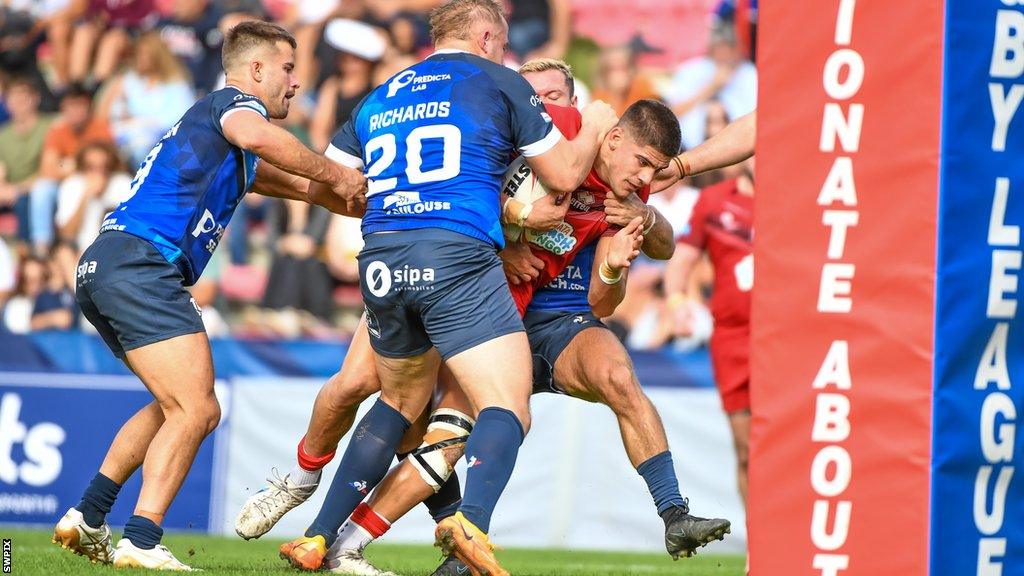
[607,126,624,150]
[250,58,262,82]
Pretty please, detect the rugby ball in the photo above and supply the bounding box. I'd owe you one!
[501,156,550,242]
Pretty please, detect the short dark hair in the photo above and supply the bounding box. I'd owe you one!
[6,76,39,94]
[222,20,297,71]
[61,82,93,102]
[618,99,682,158]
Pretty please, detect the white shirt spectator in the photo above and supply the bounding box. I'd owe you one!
[648,183,700,241]
[298,0,341,24]
[4,297,33,334]
[55,173,133,249]
[0,241,13,295]
[663,57,757,151]
[8,0,69,18]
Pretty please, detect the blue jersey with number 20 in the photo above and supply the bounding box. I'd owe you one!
[328,50,560,248]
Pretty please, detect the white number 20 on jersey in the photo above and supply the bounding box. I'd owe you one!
[363,124,462,196]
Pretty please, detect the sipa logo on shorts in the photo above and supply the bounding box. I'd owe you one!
[365,261,435,297]
[76,261,97,279]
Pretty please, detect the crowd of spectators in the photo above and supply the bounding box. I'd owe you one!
[0,0,757,349]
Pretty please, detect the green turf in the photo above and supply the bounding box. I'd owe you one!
[1,528,746,575]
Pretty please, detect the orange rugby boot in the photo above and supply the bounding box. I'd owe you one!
[279,534,328,571]
[434,512,508,576]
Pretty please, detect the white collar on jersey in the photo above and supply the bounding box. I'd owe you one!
[428,48,471,58]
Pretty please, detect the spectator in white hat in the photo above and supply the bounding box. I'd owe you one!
[309,19,386,153]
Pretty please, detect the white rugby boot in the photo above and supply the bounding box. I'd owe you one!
[234,468,319,539]
[112,538,193,571]
[52,507,115,564]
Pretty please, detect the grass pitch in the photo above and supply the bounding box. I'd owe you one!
[2,528,745,575]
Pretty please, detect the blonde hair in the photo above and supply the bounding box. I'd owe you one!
[518,58,574,98]
[134,33,188,82]
[222,21,297,72]
[429,0,505,44]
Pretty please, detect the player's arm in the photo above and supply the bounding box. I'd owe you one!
[524,100,618,195]
[663,242,703,303]
[662,242,705,336]
[500,190,570,232]
[499,238,545,285]
[306,179,366,218]
[250,161,308,201]
[251,162,365,218]
[222,110,367,213]
[588,217,644,318]
[604,193,674,259]
[651,111,756,194]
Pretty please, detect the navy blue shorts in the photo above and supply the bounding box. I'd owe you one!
[76,231,205,358]
[524,309,608,395]
[358,229,524,360]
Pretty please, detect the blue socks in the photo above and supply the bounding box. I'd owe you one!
[76,472,122,528]
[457,407,525,533]
[305,399,410,544]
[424,475,462,523]
[637,451,687,515]
[123,515,163,549]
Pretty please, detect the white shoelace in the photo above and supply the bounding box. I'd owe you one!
[253,469,307,517]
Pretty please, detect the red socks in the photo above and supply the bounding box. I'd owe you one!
[352,503,390,539]
[297,436,336,471]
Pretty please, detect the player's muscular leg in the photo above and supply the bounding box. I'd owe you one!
[555,328,668,466]
[376,350,441,423]
[369,369,473,523]
[97,400,164,485]
[728,410,750,507]
[302,318,381,457]
[444,332,533,431]
[125,332,220,523]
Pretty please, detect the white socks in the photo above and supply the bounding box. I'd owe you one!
[288,466,322,488]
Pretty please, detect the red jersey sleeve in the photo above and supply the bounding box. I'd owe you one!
[544,104,582,140]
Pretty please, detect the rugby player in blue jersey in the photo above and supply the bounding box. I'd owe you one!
[51,21,367,571]
[266,1,617,574]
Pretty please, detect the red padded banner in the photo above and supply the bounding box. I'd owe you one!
[749,0,943,574]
